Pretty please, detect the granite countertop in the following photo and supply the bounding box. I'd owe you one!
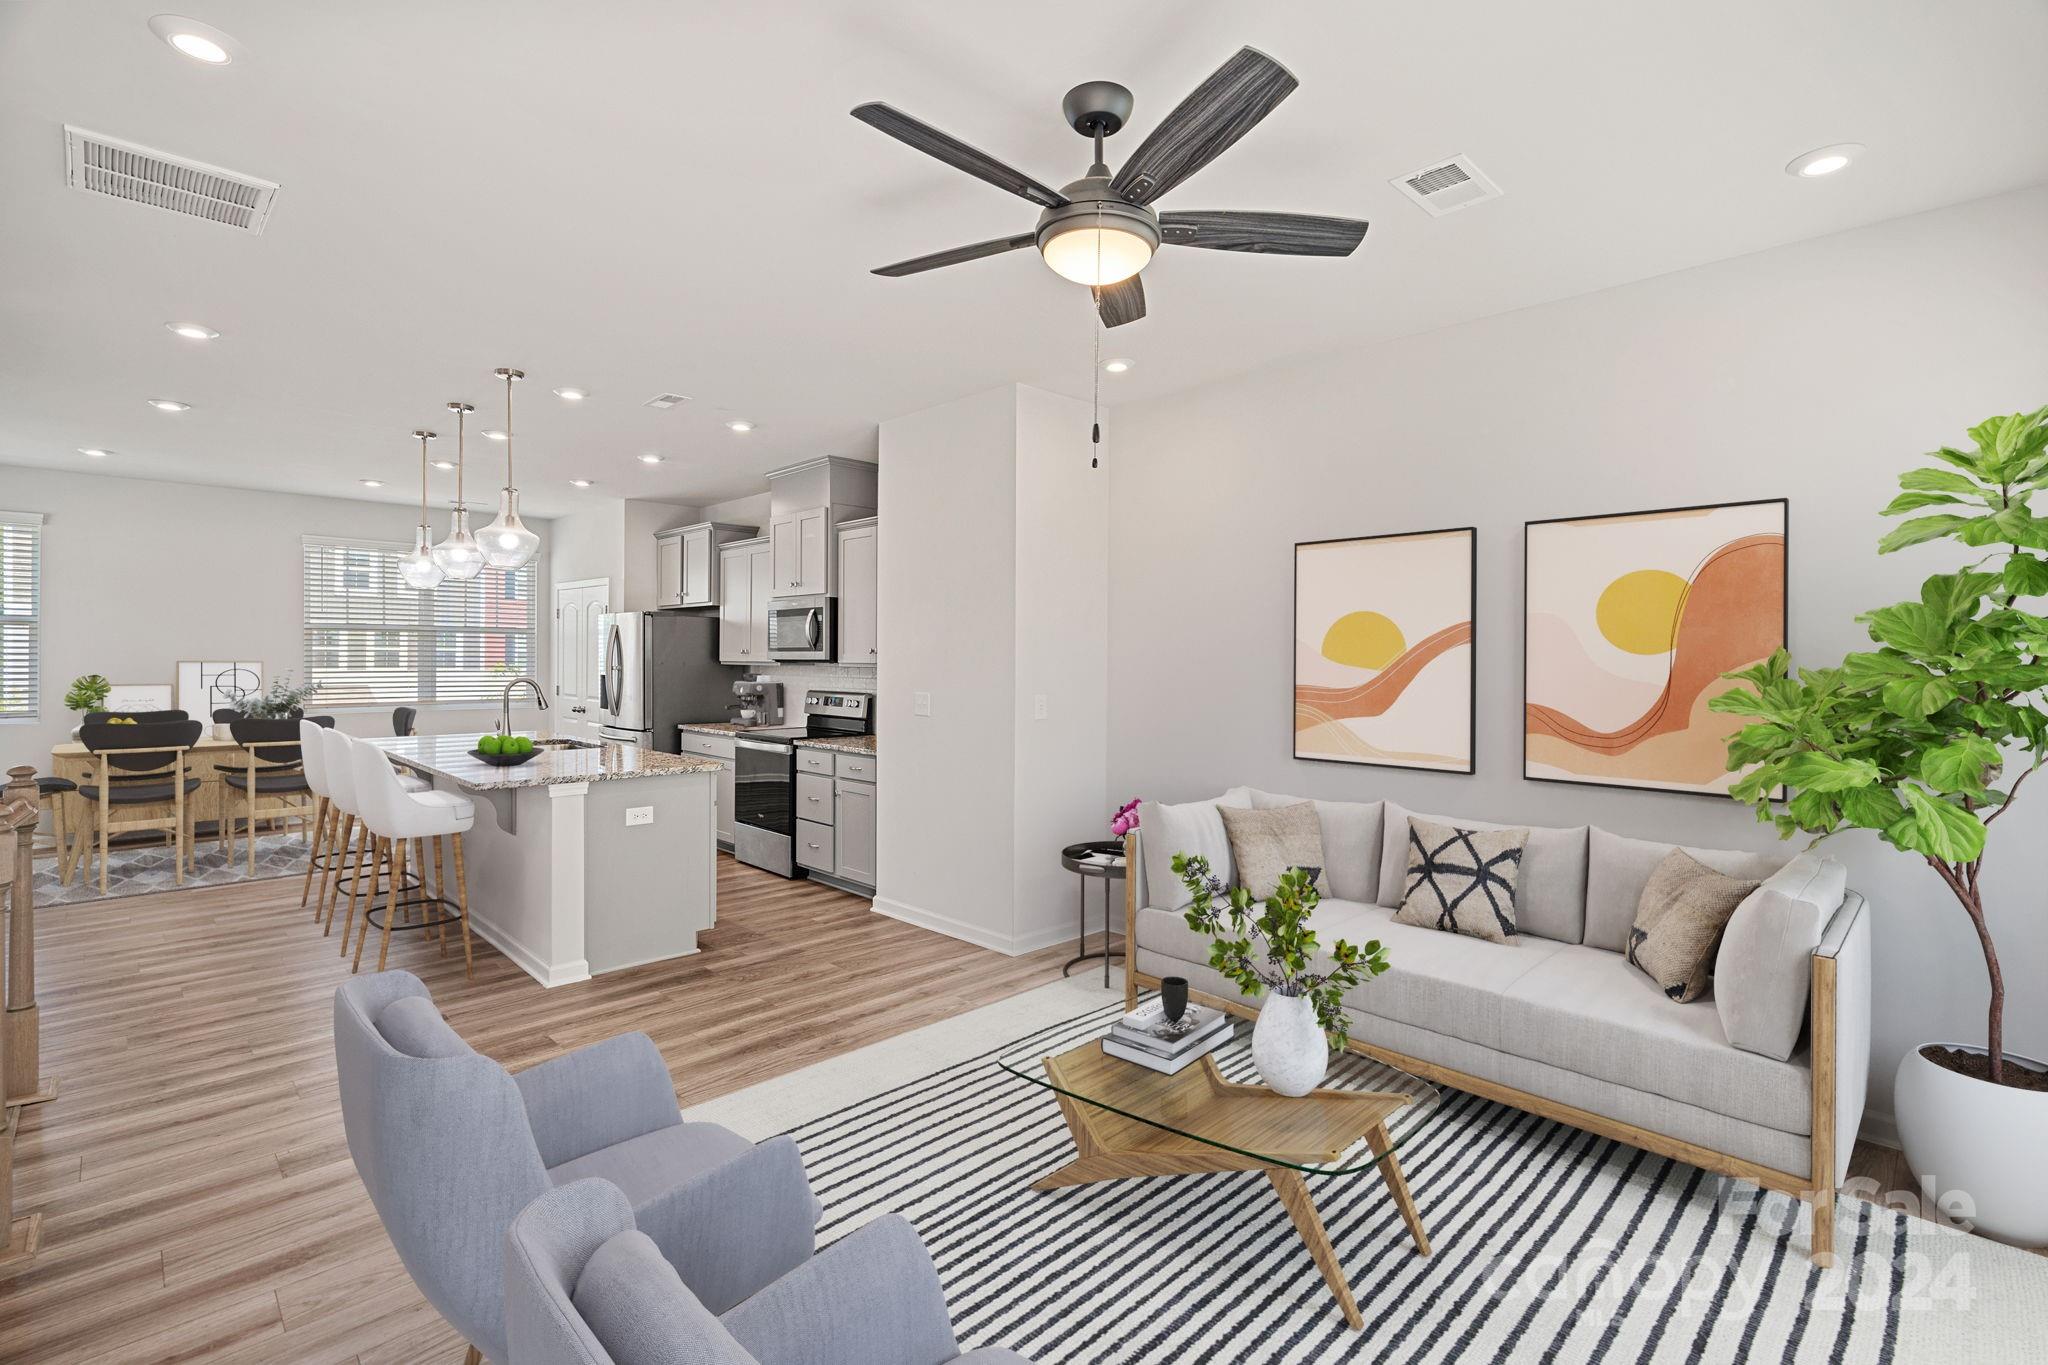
[364,734,722,791]
[792,734,877,756]
[677,721,744,736]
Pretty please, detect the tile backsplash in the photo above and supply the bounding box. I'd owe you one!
[744,662,878,696]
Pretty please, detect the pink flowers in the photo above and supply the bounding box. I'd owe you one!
[1110,798,1141,838]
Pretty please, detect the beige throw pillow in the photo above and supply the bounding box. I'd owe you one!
[1628,849,1762,1003]
[1394,817,1528,943]
[1218,802,1325,899]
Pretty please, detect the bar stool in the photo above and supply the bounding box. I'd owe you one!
[346,735,474,976]
[300,719,339,913]
[318,730,428,948]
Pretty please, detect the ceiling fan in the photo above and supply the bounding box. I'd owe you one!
[852,46,1367,329]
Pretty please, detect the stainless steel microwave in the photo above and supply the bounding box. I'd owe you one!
[767,594,835,661]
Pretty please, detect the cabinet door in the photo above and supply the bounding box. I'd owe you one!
[748,542,774,659]
[717,545,750,661]
[716,759,736,846]
[838,525,878,663]
[654,532,684,609]
[834,780,876,887]
[769,514,802,596]
[796,508,830,594]
[680,526,714,607]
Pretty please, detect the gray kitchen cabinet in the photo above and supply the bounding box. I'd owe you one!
[655,529,685,609]
[837,519,878,663]
[833,778,877,887]
[769,506,831,597]
[658,522,757,610]
[677,730,738,847]
[795,818,835,873]
[796,771,834,822]
[717,538,775,663]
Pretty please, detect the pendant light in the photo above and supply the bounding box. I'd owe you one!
[479,366,541,570]
[432,401,485,581]
[399,428,446,589]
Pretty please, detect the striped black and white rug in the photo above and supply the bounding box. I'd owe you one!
[688,982,2044,1363]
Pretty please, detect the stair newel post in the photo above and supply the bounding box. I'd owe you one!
[4,768,49,1109]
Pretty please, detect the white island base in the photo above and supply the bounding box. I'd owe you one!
[367,736,722,987]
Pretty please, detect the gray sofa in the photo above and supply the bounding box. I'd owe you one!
[504,1178,1030,1365]
[1125,789,1871,1263]
[334,972,822,1363]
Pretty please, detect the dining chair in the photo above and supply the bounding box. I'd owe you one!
[216,717,328,874]
[82,709,189,725]
[75,718,205,893]
[392,706,418,737]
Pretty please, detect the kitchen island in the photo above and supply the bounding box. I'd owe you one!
[365,734,722,987]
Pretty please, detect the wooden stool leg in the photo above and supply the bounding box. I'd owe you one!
[341,829,375,959]
[302,797,328,911]
[432,837,449,955]
[245,789,258,876]
[352,838,385,972]
[321,813,352,934]
[377,839,406,972]
[1365,1123,1431,1256]
[98,787,110,896]
[452,833,473,980]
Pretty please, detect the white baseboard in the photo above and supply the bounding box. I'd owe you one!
[467,915,591,988]
[1858,1108,1900,1149]
[871,896,1031,955]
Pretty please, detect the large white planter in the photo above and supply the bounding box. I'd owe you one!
[1252,992,1328,1098]
[1893,1042,2048,1246]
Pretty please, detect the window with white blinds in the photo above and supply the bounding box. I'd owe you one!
[0,512,40,721]
[302,536,536,706]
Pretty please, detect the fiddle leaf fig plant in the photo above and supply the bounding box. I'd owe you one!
[1172,853,1390,1049]
[1709,403,2048,1088]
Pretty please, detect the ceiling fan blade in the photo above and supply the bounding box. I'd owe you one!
[1093,274,1146,329]
[1109,48,1298,206]
[851,103,1068,209]
[872,233,1036,278]
[1159,210,1368,256]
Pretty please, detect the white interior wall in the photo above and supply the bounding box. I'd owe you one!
[1104,186,2048,1131]
[0,465,553,771]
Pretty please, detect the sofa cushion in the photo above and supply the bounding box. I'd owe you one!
[548,1121,753,1207]
[1219,802,1325,899]
[1716,854,1847,1061]
[1246,791,1384,903]
[1499,943,1810,1134]
[1139,789,1254,911]
[1584,828,1790,953]
[1393,817,1528,944]
[572,1228,751,1365]
[375,994,471,1059]
[1626,850,1762,1003]
[1377,802,1589,944]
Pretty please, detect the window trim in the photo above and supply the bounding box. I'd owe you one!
[0,509,43,725]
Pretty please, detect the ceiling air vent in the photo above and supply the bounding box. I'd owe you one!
[64,126,279,233]
[1390,153,1501,217]
[643,393,691,410]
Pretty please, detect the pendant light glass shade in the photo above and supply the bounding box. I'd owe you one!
[434,402,486,582]
[479,366,540,570]
[399,428,445,589]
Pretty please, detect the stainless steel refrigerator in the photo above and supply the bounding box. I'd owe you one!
[594,612,738,751]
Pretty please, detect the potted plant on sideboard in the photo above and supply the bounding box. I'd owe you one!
[63,673,111,739]
[1711,403,2048,1245]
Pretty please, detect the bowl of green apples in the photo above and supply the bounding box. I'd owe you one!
[471,733,539,766]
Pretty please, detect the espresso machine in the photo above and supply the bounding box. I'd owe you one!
[730,677,785,729]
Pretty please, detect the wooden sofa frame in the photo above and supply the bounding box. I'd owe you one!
[1120,831,1847,1265]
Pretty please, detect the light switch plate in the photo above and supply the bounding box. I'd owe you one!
[913,691,932,717]
[625,806,654,826]
[1033,693,1048,720]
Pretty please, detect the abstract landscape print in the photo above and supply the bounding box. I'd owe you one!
[1524,499,1786,794]
[1294,528,1475,772]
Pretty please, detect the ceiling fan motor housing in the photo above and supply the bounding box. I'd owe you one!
[1036,175,1161,257]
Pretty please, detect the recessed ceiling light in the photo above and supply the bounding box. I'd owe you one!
[569,479,595,488]
[78,447,113,458]
[637,453,665,465]
[1786,143,1863,178]
[148,398,191,412]
[553,387,587,401]
[1102,357,1134,374]
[166,321,219,340]
[725,420,754,434]
[482,429,508,441]
[148,15,241,65]
[359,479,384,489]
[431,459,456,470]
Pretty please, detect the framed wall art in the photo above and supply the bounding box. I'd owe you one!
[1294,527,1476,773]
[1524,498,1787,795]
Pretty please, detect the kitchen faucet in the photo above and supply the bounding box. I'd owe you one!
[499,675,551,738]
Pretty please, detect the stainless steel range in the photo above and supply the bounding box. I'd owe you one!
[733,690,873,878]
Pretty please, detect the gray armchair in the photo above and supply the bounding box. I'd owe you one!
[333,972,821,1363]
[504,1178,1032,1365]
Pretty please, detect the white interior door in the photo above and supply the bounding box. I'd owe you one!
[553,579,611,739]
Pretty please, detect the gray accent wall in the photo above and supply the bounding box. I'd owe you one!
[1104,187,2048,1128]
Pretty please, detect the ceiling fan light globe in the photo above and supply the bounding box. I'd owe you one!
[1040,222,1153,286]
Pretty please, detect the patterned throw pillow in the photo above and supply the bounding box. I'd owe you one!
[1394,817,1528,943]
[1218,802,1325,899]
[1628,849,1762,1002]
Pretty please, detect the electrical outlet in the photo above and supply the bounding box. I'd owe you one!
[1033,693,1048,720]
[913,691,932,717]
[625,806,653,826]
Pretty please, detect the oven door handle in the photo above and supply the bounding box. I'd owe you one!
[734,737,792,755]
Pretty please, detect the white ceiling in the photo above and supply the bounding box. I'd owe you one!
[2,1,2045,516]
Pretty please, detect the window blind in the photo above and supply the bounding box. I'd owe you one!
[302,536,536,706]
[0,512,41,721]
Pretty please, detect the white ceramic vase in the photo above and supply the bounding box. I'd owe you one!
[1893,1042,2048,1246]
[1252,992,1328,1097]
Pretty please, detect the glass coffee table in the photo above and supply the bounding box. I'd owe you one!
[998,1007,1440,1330]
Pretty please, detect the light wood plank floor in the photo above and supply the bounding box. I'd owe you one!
[1,855,1096,1363]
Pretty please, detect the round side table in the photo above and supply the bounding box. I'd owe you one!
[1061,839,1127,987]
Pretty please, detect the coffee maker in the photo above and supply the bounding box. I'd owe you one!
[730,677,784,729]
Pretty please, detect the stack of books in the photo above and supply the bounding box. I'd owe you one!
[1101,999,1233,1074]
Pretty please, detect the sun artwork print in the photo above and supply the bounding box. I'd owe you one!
[1524,500,1787,794]
[1294,528,1475,772]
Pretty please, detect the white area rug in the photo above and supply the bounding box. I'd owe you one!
[687,975,2048,1364]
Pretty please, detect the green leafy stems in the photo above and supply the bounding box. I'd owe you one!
[1708,404,2048,1087]
[1171,852,1390,1051]
[63,673,112,713]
